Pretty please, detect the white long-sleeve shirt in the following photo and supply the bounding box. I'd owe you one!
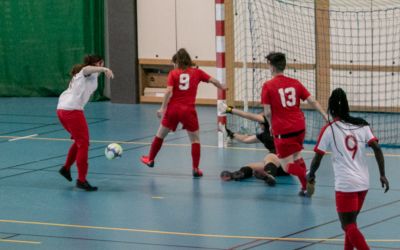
[57,70,99,110]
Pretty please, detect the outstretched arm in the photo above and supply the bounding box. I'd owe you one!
[263,104,272,127]
[82,66,114,79]
[208,77,227,91]
[369,141,389,192]
[232,133,259,144]
[230,108,264,123]
[221,103,264,123]
[307,153,324,181]
[225,127,259,144]
[306,96,328,122]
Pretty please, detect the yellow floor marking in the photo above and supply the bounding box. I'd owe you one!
[0,238,41,244]
[0,219,398,243]
[151,196,164,199]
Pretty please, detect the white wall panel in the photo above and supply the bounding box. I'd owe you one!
[176,0,215,60]
[197,66,217,99]
[137,0,176,59]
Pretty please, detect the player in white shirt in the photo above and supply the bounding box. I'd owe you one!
[307,88,389,250]
[57,55,114,191]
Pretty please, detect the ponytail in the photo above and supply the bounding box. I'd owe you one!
[70,55,103,76]
[328,88,369,126]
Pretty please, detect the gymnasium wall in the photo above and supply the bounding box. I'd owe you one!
[137,0,217,100]
[106,0,138,104]
[0,0,105,99]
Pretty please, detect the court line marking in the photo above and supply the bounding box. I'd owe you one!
[1,135,400,157]
[8,134,38,142]
[0,238,41,244]
[0,219,398,243]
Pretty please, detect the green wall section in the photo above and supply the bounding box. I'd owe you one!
[0,0,105,99]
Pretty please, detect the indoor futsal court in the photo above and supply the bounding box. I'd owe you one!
[0,98,399,250]
[2,0,400,249]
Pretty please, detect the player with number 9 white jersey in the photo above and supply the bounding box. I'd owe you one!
[314,120,378,192]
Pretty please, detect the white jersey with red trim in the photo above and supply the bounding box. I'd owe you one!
[314,120,378,192]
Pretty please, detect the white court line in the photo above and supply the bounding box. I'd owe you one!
[1,134,400,158]
[8,134,38,142]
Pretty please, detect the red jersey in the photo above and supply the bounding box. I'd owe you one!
[167,67,211,107]
[261,74,310,135]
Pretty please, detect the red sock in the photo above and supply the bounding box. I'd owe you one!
[344,233,354,250]
[191,143,201,169]
[295,158,306,170]
[286,162,307,190]
[149,136,164,161]
[345,223,369,250]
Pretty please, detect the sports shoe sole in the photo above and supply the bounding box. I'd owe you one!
[306,180,315,197]
[264,174,276,186]
[140,156,154,168]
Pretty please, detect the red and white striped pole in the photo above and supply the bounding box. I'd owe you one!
[215,0,227,148]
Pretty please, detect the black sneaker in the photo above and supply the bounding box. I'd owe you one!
[76,180,98,191]
[193,168,203,177]
[220,171,233,181]
[306,179,316,197]
[59,166,72,182]
[263,174,276,186]
[298,189,312,197]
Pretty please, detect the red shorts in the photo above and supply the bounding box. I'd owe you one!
[161,105,199,132]
[335,190,368,213]
[274,131,305,158]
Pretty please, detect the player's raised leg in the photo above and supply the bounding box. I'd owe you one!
[141,125,170,168]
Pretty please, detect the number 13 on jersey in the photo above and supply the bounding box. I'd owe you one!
[278,87,296,107]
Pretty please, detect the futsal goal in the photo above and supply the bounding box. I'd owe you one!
[217,0,400,146]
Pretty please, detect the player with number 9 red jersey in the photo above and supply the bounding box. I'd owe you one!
[167,67,211,106]
[161,67,211,132]
[141,48,227,177]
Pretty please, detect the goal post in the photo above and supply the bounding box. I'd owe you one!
[219,0,400,146]
[215,0,235,148]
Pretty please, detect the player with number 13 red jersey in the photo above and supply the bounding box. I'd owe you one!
[261,52,328,196]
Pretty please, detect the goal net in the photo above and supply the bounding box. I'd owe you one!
[227,0,400,146]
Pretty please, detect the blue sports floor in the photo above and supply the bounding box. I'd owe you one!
[0,98,399,250]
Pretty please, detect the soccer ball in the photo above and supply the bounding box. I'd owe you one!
[105,143,123,160]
